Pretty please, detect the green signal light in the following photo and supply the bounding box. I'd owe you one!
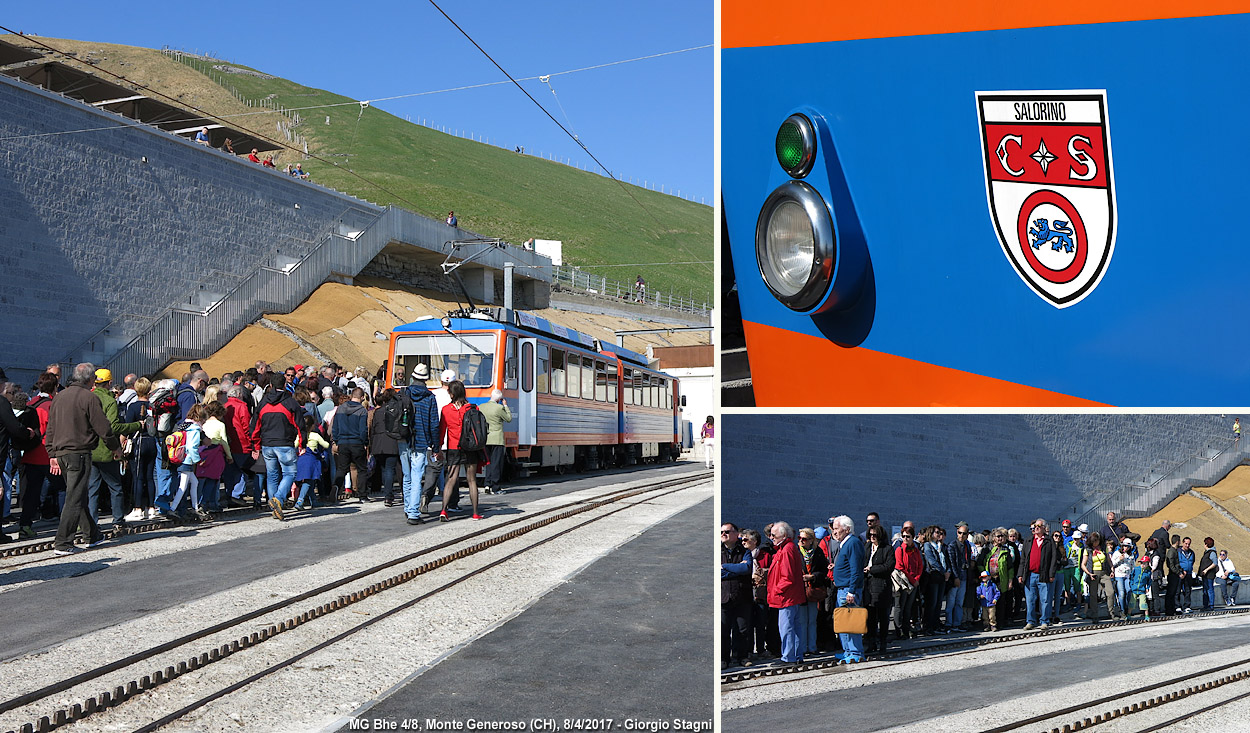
[775,114,815,178]
[776,123,805,170]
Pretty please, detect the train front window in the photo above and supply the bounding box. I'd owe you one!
[392,334,497,388]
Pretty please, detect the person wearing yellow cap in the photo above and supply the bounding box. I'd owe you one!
[89,368,143,530]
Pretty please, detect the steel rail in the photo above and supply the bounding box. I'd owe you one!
[721,606,1250,688]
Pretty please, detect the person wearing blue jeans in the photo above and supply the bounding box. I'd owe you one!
[399,363,441,525]
[262,446,297,517]
[1018,519,1057,630]
[251,374,304,521]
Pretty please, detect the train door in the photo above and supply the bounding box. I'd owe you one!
[518,338,537,444]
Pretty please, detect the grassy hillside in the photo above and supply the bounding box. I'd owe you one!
[6,36,712,304]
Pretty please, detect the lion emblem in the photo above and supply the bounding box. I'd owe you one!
[1030,218,1075,253]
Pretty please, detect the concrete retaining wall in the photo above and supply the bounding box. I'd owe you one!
[0,74,379,383]
[722,414,1229,534]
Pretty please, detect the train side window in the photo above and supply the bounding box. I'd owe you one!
[651,376,659,409]
[551,349,566,396]
[521,341,533,392]
[606,362,617,403]
[665,379,672,409]
[623,367,633,405]
[505,336,518,390]
[634,369,644,406]
[594,360,606,401]
[537,344,549,394]
[567,355,581,398]
[582,356,594,400]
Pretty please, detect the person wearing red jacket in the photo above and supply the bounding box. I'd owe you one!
[17,372,58,539]
[435,381,485,522]
[766,521,808,665]
[894,526,924,639]
[224,385,262,508]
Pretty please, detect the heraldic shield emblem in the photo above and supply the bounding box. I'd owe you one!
[977,90,1116,308]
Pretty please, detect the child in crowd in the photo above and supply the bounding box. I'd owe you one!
[196,401,232,517]
[1130,555,1152,619]
[168,405,206,520]
[977,570,1001,632]
[292,415,330,512]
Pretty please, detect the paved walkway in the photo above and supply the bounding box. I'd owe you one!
[335,499,714,731]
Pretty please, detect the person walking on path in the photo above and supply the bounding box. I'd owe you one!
[45,363,121,555]
[700,416,715,469]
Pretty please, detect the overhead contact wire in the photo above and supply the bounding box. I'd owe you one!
[424,0,669,232]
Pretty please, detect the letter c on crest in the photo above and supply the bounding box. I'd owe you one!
[996,134,1024,177]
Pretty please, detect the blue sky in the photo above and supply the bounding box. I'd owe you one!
[3,0,712,205]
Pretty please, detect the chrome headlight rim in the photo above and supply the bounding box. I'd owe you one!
[754,180,836,313]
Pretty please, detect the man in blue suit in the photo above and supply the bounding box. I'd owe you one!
[831,514,866,663]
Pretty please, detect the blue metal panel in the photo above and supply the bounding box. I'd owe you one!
[723,15,1250,405]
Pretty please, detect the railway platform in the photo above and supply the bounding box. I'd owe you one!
[0,462,711,732]
[722,608,1250,732]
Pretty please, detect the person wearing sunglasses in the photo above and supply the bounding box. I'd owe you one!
[721,523,753,670]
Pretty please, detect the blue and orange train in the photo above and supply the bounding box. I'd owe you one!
[722,1,1250,406]
[386,311,681,473]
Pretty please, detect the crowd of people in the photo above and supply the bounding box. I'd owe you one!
[0,358,516,553]
[721,510,1241,669]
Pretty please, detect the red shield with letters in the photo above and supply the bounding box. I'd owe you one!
[977,91,1116,308]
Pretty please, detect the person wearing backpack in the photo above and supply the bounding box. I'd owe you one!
[399,364,439,526]
[436,380,487,522]
[168,404,206,520]
[370,389,403,506]
[122,378,159,522]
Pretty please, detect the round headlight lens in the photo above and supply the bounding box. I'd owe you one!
[755,181,835,312]
[775,114,816,178]
[763,201,814,296]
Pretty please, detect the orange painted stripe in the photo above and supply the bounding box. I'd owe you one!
[722,1,1247,49]
[743,321,1107,407]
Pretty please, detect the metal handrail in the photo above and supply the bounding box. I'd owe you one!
[1070,435,1248,527]
[98,206,384,377]
[552,264,709,315]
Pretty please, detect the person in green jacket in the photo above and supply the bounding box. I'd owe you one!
[979,528,1017,607]
[90,368,143,528]
[478,389,513,494]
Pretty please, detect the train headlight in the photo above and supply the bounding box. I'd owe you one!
[775,114,816,178]
[755,181,834,312]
